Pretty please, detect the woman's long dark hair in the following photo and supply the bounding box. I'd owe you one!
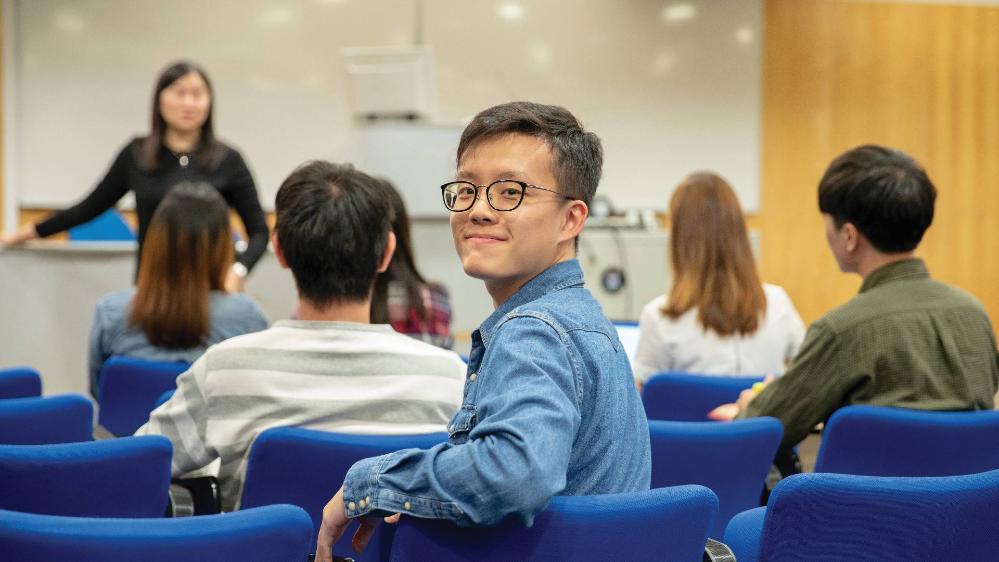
[137,60,224,171]
[370,180,429,326]
[130,182,233,348]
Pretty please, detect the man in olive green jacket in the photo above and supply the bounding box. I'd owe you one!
[719,145,998,455]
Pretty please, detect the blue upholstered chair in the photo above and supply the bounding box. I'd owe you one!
[0,366,42,399]
[68,209,136,241]
[241,427,448,562]
[0,394,92,444]
[390,486,718,562]
[814,405,999,477]
[97,356,189,436]
[649,417,782,537]
[642,372,765,421]
[0,435,171,517]
[0,504,313,562]
[724,469,999,562]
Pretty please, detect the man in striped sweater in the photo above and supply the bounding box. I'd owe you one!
[136,160,466,511]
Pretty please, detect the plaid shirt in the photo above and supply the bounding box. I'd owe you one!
[387,281,454,349]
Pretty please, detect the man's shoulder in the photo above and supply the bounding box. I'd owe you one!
[501,286,610,332]
[371,330,467,369]
[820,277,988,334]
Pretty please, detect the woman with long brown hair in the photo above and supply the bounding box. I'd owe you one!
[633,172,804,384]
[87,183,268,397]
[370,179,453,348]
[1,60,268,291]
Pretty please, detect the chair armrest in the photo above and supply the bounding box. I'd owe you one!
[168,482,195,517]
[703,538,736,562]
[168,476,221,516]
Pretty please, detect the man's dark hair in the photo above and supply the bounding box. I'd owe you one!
[275,161,392,307]
[818,144,936,253]
[456,101,603,205]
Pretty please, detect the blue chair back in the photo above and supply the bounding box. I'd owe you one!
[68,209,136,241]
[0,435,171,517]
[815,405,999,476]
[642,372,765,421]
[727,469,999,562]
[97,356,189,436]
[0,395,92,444]
[0,504,312,562]
[0,366,42,398]
[242,427,448,562]
[390,486,718,562]
[649,417,782,537]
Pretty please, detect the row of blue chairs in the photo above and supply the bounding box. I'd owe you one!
[0,486,719,562]
[2,358,190,437]
[5,466,997,561]
[2,437,998,561]
[4,389,999,543]
[3,407,999,558]
[5,363,999,560]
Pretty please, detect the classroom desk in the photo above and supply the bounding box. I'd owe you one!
[0,241,295,396]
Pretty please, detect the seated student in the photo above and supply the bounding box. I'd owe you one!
[633,172,805,385]
[88,182,267,397]
[714,145,999,456]
[136,161,466,511]
[370,179,454,349]
[316,102,651,561]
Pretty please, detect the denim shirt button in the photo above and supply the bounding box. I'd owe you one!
[365,496,371,504]
[359,499,367,508]
[468,372,477,382]
[404,501,412,510]
[347,501,356,511]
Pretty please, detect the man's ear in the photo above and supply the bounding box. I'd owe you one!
[843,222,860,253]
[377,232,397,273]
[272,231,289,269]
[560,200,589,242]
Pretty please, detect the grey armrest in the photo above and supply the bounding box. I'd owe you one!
[704,538,737,562]
[168,482,196,517]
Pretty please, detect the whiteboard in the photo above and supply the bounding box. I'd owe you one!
[7,0,762,216]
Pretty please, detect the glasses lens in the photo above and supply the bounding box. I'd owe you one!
[443,182,476,211]
[489,181,524,211]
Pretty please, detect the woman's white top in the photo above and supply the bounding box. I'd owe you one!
[633,284,806,382]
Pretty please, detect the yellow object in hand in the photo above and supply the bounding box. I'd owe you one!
[752,382,766,393]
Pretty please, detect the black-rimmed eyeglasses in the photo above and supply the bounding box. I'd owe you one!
[441,180,575,212]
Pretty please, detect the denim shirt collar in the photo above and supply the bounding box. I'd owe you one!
[859,258,929,293]
[474,259,585,349]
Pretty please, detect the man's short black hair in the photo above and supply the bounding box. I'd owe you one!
[275,161,392,307]
[818,144,936,253]
[457,101,603,206]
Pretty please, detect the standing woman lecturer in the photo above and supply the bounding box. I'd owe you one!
[0,60,268,291]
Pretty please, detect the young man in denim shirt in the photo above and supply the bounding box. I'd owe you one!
[316,102,651,559]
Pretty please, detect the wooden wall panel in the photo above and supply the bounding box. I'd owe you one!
[0,6,4,234]
[760,0,999,327]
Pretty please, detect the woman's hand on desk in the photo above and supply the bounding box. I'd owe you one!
[0,224,39,246]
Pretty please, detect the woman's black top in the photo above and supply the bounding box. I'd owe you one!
[35,138,269,272]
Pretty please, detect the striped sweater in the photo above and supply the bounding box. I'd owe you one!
[135,320,467,511]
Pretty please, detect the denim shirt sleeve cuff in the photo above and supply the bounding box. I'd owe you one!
[341,453,464,522]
